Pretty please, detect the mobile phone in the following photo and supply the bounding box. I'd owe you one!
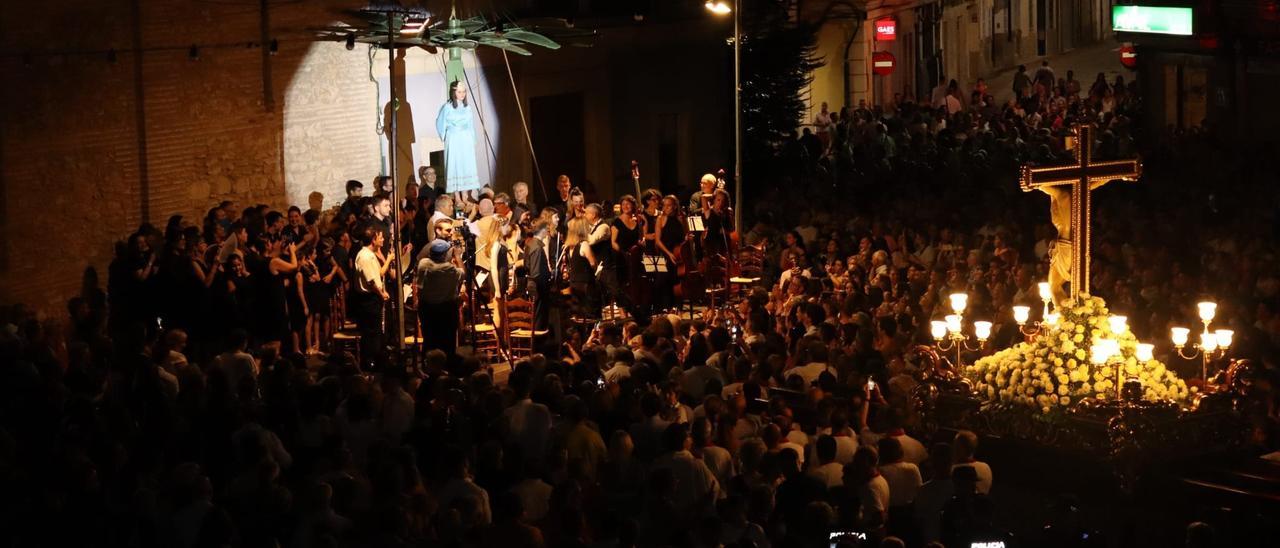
[866,379,876,391]
[597,377,606,388]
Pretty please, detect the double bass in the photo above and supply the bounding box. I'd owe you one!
[624,161,653,313]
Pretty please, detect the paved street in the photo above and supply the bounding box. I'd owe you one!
[983,40,1133,104]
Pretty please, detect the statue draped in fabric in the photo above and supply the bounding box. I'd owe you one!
[435,80,481,194]
[1041,185,1073,307]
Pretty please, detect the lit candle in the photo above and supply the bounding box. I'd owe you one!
[974,321,993,341]
[1200,332,1218,352]
[1197,302,1217,322]
[1171,327,1190,347]
[1135,343,1154,363]
[1038,282,1052,302]
[1103,339,1121,359]
[945,314,963,334]
[949,293,969,314]
[1108,315,1128,336]
[1215,329,1233,349]
[1012,306,1030,325]
[930,321,947,341]
[1044,312,1060,327]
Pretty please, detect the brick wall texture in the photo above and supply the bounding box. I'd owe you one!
[0,0,380,314]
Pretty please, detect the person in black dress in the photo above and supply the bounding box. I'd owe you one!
[305,238,343,355]
[655,195,687,311]
[247,237,298,348]
[703,188,735,288]
[611,195,646,318]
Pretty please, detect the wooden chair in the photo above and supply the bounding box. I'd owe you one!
[331,330,362,370]
[472,323,503,365]
[730,244,766,299]
[505,297,547,359]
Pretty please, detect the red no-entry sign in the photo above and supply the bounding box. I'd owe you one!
[872,51,896,75]
[1119,43,1137,68]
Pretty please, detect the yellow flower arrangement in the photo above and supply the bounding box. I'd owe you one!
[965,295,1190,413]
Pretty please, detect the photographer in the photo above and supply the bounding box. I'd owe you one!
[416,239,463,356]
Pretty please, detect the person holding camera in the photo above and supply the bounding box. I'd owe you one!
[416,239,463,357]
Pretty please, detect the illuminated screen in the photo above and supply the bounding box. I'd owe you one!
[1112,5,1193,36]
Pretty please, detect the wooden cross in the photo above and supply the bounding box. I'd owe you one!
[1020,123,1142,302]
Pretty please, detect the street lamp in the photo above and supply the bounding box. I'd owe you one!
[705,0,741,230]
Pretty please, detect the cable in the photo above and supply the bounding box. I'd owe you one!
[501,48,549,204]
[462,49,499,185]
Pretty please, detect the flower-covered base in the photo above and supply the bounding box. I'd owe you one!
[964,296,1191,414]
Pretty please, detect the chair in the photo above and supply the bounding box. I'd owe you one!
[729,245,766,299]
[472,323,503,365]
[505,297,547,359]
[331,330,362,369]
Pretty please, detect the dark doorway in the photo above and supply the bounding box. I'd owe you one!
[1036,0,1047,56]
[531,92,586,197]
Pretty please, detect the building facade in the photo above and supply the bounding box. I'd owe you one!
[806,0,1114,112]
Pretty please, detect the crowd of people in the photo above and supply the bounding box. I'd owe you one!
[1,56,1276,548]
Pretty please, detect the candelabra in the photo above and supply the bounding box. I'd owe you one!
[1012,281,1058,339]
[929,293,991,367]
[1088,315,1154,399]
[1170,301,1233,384]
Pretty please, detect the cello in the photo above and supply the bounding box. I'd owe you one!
[624,162,653,314]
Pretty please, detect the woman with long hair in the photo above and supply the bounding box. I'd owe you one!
[654,195,686,310]
[436,80,482,201]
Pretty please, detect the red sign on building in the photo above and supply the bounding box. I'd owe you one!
[872,51,896,75]
[874,18,896,41]
[1119,43,1137,68]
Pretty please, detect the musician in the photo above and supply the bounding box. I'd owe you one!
[703,188,735,257]
[563,216,596,317]
[585,203,622,312]
[472,194,515,273]
[641,189,662,253]
[512,181,536,220]
[688,173,718,217]
[525,220,555,330]
[545,174,573,215]
[415,240,463,355]
[486,220,521,327]
[354,226,390,367]
[655,195,687,310]
[611,195,645,283]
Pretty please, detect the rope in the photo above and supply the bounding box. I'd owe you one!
[461,50,499,185]
[501,48,549,204]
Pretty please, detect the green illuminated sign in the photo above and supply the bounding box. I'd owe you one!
[1112,6,1193,36]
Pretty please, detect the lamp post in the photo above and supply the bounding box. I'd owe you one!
[1170,301,1233,384]
[705,1,742,230]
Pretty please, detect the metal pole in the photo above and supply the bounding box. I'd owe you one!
[733,0,742,231]
[387,12,405,352]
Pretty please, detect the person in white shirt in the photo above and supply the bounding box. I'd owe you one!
[692,417,735,489]
[951,430,994,494]
[504,372,552,465]
[807,435,844,488]
[215,328,258,392]
[652,423,720,516]
[784,340,830,387]
[882,410,928,465]
[877,437,922,508]
[379,374,415,440]
[353,227,390,365]
[436,450,492,526]
[850,446,890,531]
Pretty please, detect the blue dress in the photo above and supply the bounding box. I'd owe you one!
[435,101,481,193]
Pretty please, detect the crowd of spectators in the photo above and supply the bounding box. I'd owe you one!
[1,59,1276,548]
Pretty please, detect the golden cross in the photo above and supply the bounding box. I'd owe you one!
[1020,123,1142,303]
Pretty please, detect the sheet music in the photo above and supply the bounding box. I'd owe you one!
[643,255,668,273]
[688,215,705,232]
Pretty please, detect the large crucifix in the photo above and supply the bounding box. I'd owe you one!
[1020,123,1142,305]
